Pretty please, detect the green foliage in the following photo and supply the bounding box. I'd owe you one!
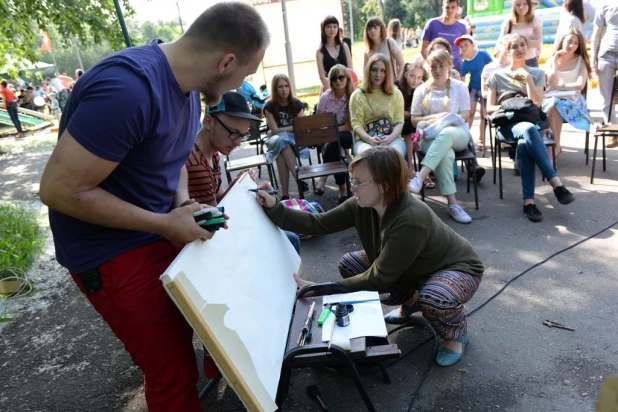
[1,0,134,70]
[0,204,45,280]
[138,21,183,44]
[37,19,183,75]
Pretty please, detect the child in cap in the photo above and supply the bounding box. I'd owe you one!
[49,92,61,120]
[456,34,492,137]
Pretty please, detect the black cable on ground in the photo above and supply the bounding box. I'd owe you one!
[383,219,618,412]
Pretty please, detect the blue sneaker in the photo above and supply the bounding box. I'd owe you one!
[435,333,469,366]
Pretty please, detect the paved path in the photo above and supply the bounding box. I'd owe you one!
[1,91,617,411]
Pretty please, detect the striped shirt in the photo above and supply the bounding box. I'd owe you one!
[185,144,221,207]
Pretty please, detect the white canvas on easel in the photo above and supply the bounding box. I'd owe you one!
[160,174,300,411]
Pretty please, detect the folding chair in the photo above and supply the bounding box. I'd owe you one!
[492,127,556,199]
[415,148,480,210]
[223,153,278,189]
[247,119,268,156]
[591,72,618,184]
[224,119,278,188]
[292,113,351,199]
[581,83,591,165]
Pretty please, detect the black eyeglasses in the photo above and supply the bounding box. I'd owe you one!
[212,115,250,141]
[331,75,346,82]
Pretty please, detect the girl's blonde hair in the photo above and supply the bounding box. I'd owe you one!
[327,64,355,125]
[363,53,396,95]
[422,50,453,111]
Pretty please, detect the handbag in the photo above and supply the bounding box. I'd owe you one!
[490,96,544,127]
[360,88,393,138]
[281,198,324,240]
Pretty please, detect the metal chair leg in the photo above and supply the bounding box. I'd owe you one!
[591,134,599,184]
[498,140,503,200]
[603,135,606,171]
[492,133,497,185]
[471,160,479,210]
[585,131,589,165]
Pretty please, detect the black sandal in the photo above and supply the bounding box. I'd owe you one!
[314,188,325,196]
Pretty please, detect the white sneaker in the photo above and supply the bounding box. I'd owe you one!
[408,174,423,194]
[448,204,472,224]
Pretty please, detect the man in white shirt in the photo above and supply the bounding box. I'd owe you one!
[49,73,69,111]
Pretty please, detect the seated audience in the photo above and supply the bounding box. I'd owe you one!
[255,146,484,367]
[409,50,474,224]
[543,28,592,156]
[263,74,308,200]
[486,34,575,222]
[349,53,406,157]
[315,64,355,203]
[398,62,429,180]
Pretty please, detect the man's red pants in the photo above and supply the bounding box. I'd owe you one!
[70,239,202,411]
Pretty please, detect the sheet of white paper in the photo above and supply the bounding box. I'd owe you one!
[321,291,388,343]
[161,174,300,411]
[544,90,578,98]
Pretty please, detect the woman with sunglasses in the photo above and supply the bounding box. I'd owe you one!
[317,16,352,92]
[350,53,406,157]
[314,65,355,203]
[263,74,307,200]
[255,146,484,367]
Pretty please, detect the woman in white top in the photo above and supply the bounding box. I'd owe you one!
[364,17,405,78]
[543,29,592,156]
[497,0,543,67]
[409,50,473,224]
[553,0,584,51]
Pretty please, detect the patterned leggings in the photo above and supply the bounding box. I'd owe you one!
[338,250,482,340]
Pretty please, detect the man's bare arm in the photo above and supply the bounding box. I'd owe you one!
[40,130,214,243]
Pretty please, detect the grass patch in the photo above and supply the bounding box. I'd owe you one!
[0,204,45,280]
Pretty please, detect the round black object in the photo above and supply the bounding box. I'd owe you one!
[335,304,350,327]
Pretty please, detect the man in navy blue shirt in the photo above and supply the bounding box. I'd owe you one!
[39,3,270,410]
